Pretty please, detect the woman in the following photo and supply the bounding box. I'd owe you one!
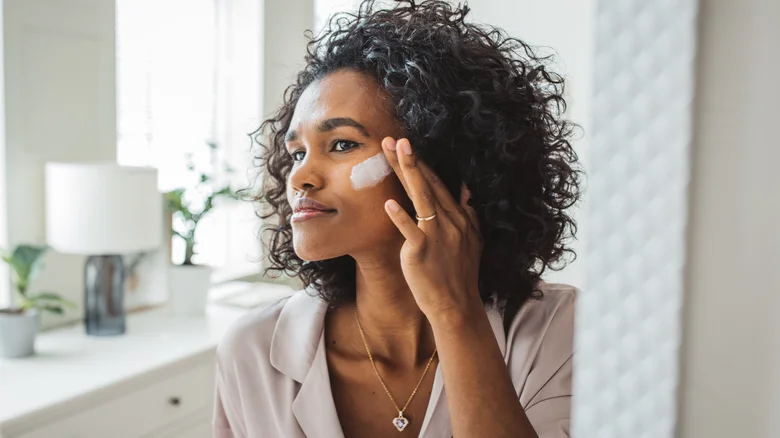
[213,1,581,437]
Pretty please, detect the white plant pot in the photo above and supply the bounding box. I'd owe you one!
[167,265,212,317]
[0,308,39,358]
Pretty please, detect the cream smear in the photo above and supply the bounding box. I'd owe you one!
[350,152,393,190]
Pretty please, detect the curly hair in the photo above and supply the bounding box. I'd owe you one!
[252,0,583,318]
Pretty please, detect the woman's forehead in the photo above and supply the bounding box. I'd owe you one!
[290,70,395,130]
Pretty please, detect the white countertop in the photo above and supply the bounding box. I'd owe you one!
[0,282,294,428]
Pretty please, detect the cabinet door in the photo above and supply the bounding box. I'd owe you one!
[165,419,212,438]
[15,364,213,438]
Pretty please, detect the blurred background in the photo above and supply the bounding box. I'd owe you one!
[0,0,777,437]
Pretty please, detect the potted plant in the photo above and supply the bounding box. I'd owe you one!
[0,245,74,358]
[164,142,237,316]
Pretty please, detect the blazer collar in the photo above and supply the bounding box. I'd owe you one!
[270,289,344,438]
[269,290,509,381]
[269,288,329,383]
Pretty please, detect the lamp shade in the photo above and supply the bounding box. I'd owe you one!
[45,162,163,254]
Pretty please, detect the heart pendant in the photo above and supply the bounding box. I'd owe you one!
[392,412,409,432]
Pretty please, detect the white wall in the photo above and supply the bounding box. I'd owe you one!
[0,0,7,309]
[2,0,116,327]
[263,0,313,119]
[679,1,780,436]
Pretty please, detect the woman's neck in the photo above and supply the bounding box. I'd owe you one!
[346,251,437,367]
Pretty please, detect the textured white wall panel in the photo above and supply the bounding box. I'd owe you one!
[572,1,698,437]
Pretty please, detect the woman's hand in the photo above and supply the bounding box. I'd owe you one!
[381,137,484,323]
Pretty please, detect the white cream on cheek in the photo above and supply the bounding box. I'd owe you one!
[350,152,393,190]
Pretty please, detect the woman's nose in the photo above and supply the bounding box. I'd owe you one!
[288,153,326,192]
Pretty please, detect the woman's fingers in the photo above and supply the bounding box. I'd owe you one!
[395,138,439,222]
[416,161,463,223]
[382,137,408,191]
[460,183,481,236]
[384,199,426,249]
[382,137,473,232]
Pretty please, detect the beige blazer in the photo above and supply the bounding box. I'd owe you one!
[213,282,576,438]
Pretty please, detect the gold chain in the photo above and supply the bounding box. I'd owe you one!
[354,307,438,416]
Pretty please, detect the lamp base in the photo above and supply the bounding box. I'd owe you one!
[84,254,126,336]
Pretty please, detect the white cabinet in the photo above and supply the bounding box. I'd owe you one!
[0,303,252,438]
[162,418,213,438]
[14,362,215,438]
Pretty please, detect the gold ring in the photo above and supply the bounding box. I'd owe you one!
[415,213,437,221]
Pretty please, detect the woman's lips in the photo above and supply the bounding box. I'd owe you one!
[291,209,336,222]
[292,197,336,222]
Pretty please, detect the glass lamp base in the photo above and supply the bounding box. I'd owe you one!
[84,254,126,336]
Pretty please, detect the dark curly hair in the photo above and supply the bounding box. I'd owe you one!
[252,0,582,318]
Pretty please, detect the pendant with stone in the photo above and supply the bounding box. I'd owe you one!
[393,412,409,431]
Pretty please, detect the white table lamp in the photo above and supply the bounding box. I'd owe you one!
[45,162,162,336]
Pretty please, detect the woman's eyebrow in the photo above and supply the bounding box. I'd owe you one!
[284,117,371,143]
[284,130,298,143]
[318,117,371,138]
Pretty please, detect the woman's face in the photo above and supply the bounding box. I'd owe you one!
[285,69,409,261]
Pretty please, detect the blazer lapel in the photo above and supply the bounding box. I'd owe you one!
[270,290,345,438]
[292,333,346,438]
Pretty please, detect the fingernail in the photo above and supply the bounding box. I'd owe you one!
[385,138,397,151]
[386,200,401,213]
[400,139,412,156]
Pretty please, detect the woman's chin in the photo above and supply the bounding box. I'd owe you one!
[293,245,341,262]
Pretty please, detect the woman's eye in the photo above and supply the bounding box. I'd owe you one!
[291,150,306,162]
[332,139,360,152]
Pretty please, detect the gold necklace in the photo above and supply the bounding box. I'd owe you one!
[353,307,438,432]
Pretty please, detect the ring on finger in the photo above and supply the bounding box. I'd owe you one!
[415,212,437,221]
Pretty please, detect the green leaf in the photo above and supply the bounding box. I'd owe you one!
[164,189,185,213]
[166,141,240,265]
[5,245,48,284]
[28,292,61,301]
[40,305,64,315]
[27,292,75,308]
[24,292,75,314]
[216,186,237,198]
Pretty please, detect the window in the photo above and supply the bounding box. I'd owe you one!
[116,0,262,279]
